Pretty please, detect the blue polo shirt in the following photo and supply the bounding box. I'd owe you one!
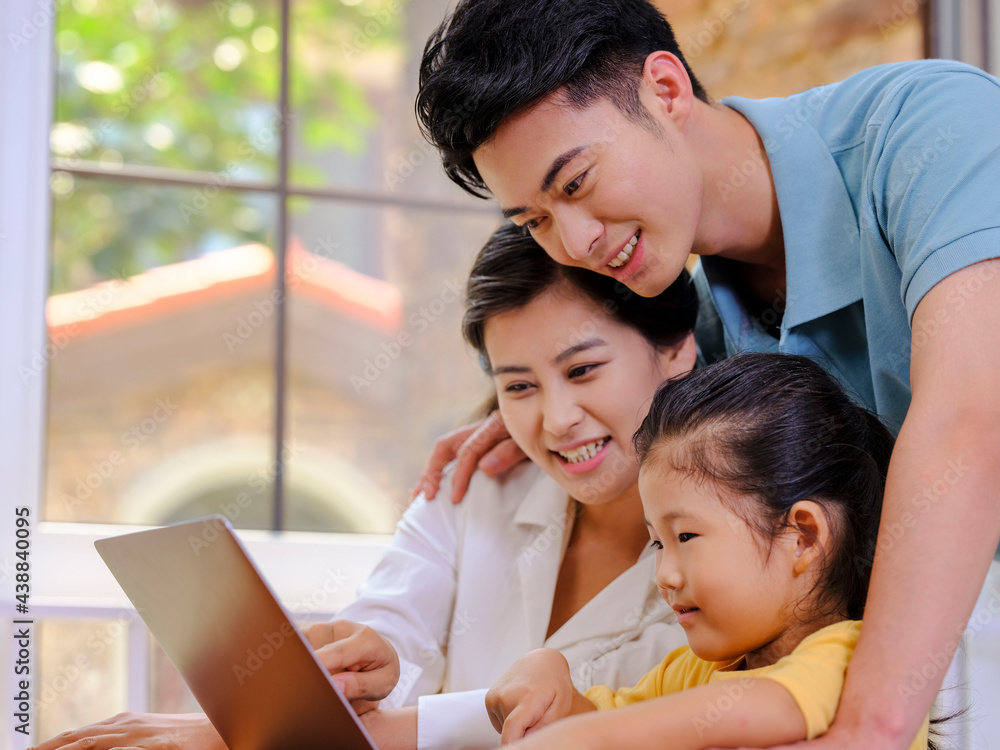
[693,60,1000,435]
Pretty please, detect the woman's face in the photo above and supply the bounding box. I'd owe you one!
[483,280,695,505]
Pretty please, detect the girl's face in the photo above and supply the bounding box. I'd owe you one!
[639,457,806,667]
[483,281,694,507]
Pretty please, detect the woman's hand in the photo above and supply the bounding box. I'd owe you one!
[28,712,223,750]
[359,706,418,750]
[486,648,595,745]
[413,410,526,503]
[303,619,400,713]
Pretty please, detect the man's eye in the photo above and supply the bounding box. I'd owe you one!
[564,172,587,196]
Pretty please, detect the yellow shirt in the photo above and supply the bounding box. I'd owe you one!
[586,621,929,748]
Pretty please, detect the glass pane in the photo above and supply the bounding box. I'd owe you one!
[43,178,279,528]
[289,0,480,206]
[284,198,500,533]
[148,635,201,713]
[660,0,924,99]
[54,0,280,180]
[36,617,129,740]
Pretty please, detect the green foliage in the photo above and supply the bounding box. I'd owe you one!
[51,0,405,294]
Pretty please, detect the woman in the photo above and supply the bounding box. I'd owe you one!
[35,224,698,750]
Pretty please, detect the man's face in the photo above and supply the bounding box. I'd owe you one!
[472,91,704,298]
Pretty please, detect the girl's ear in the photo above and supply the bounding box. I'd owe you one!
[787,500,832,577]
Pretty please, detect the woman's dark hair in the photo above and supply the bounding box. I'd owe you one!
[417,0,709,198]
[634,352,894,622]
[462,223,698,370]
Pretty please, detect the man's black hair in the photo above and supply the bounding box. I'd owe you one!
[416,0,709,198]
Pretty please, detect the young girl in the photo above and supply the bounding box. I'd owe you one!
[486,352,932,750]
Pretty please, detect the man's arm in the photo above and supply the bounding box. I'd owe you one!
[767,259,1000,749]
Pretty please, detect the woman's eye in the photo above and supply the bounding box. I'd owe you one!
[568,363,599,379]
[649,540,663,550]
[564,172,587,196]
[678,533,697,543]
[520,217,543,233]
[503,382,532,394]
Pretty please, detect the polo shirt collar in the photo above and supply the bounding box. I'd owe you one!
[720,94,863,330]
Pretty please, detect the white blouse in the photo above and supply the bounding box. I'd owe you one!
[337,461,686,750]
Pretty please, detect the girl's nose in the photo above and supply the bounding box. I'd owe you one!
[655,553,683,593]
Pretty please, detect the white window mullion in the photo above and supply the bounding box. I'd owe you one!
[1,2,54,749]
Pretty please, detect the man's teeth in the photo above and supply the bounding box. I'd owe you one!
[557,438,609,464]
[608,230,640,269]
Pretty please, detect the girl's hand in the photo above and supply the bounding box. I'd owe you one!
[485,648,595,744]
[28,713,223,750]
[303,619,400,713]
[412,410,525,503]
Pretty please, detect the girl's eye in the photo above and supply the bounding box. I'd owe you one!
[649,540,663,550]
[568,363,600,379]
[564,172,587,196]
[678,533,697,543]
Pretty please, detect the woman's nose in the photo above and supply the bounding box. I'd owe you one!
[542,388,584,437]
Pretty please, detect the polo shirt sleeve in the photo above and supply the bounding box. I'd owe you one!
[872,66,1000,320]
[742,620,860,739]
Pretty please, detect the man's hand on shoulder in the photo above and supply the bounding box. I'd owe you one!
[412,410,526,503]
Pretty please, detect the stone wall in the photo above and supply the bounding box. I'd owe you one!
[657,0,924,99]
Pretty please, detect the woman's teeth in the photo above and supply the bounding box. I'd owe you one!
[608,230,640,269]
[557,438,609,464]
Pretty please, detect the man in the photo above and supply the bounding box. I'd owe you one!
[413,0,1000,747]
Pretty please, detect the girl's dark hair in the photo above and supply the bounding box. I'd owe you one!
[634,352,894,622]
[417,0,709,198]
[462,223,698,370]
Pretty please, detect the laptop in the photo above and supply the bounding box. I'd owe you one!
[95,515,379,750]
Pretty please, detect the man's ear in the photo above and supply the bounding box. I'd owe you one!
[641,51,695,129]
[656,332,698,380]
[787,500,833,576]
